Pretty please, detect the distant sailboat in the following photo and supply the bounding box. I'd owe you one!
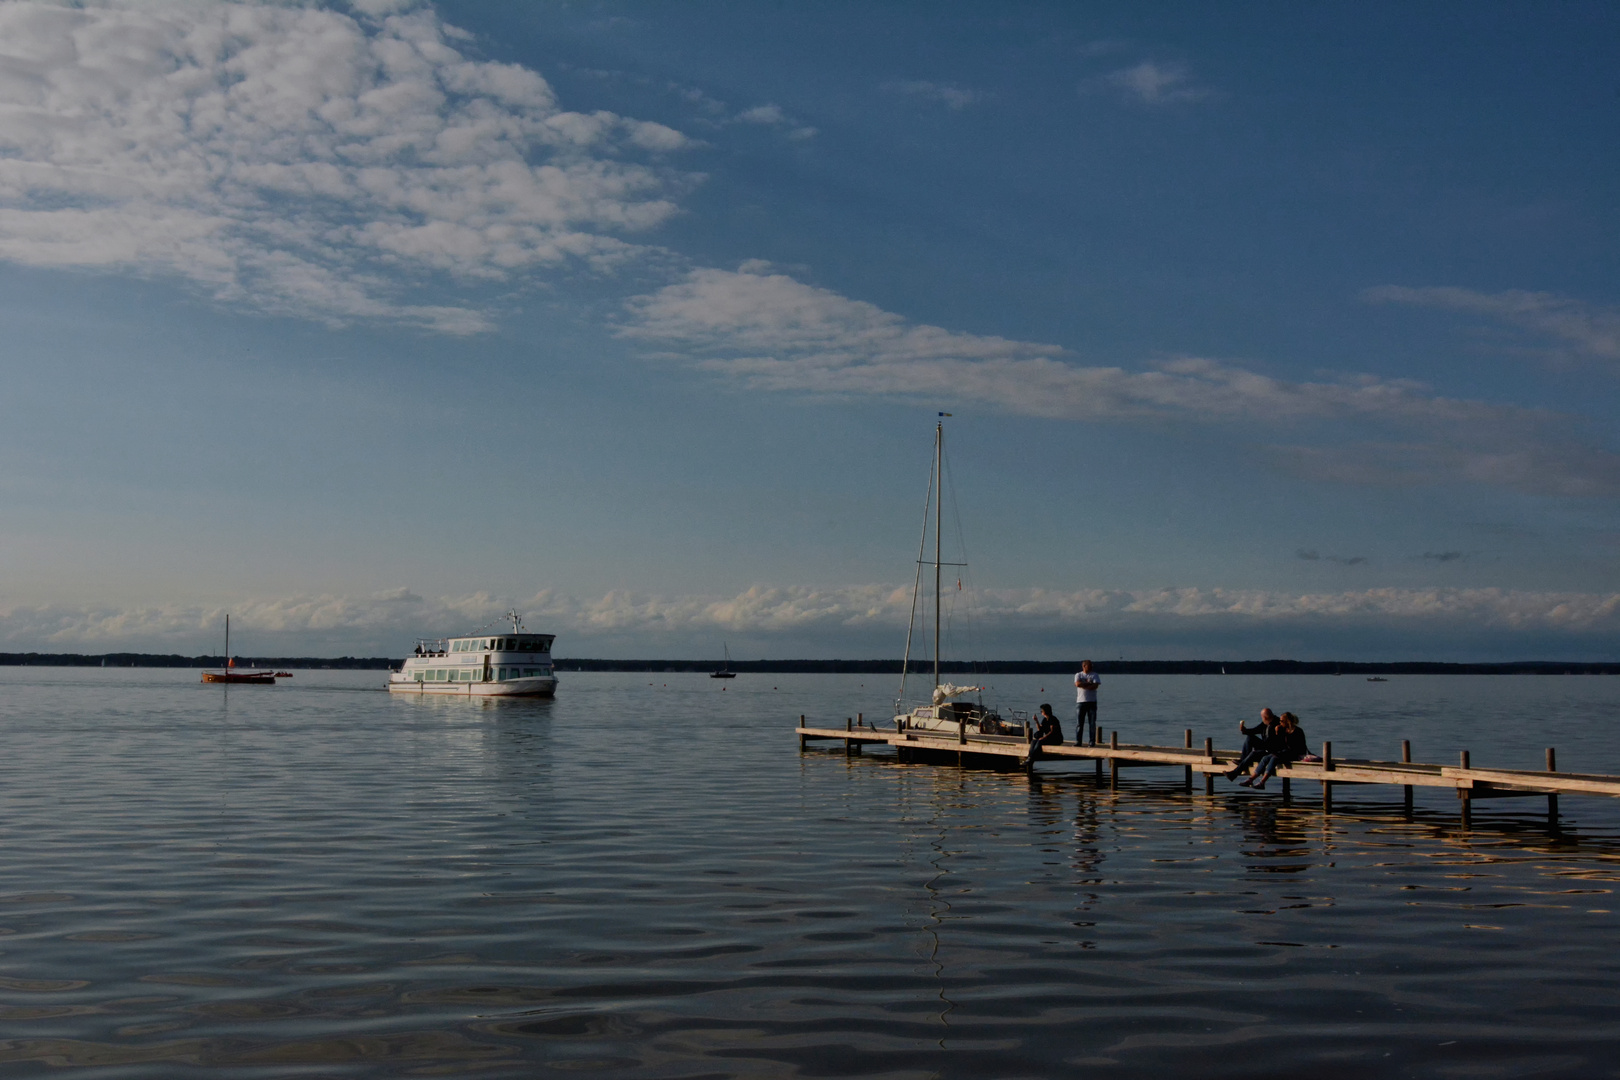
[710,643,737,679]
[201,615,276,684]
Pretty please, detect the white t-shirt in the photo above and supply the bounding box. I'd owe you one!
[1075,671,1100,703]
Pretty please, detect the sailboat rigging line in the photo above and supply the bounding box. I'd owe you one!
[897,444,936,711]
[933,421,942,691]
[944,452,983,686]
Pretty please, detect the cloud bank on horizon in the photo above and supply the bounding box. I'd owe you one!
[6,584,1619,660]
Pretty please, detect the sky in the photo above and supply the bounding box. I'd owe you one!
[0,0,1617,661]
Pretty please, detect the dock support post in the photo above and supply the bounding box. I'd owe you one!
[799,715,805,752]
[845,717,853,755]
[958,715,966,746]
[1281,776,1291,803]
[1204,737,1214,795]
[1460,749,1472,829]
[1402,739,1413,815]
[1109,731,1119,790]
[1323,741,1334,814]
[1547,747,1559,826]
[1184,729,1193,792]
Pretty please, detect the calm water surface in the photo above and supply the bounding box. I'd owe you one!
[1,669,1618,1078]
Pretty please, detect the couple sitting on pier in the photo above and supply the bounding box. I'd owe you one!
[1225,708,1313,789]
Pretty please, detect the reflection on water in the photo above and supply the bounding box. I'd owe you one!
[0,669,1617,1077]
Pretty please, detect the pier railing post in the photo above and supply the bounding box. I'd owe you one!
[1402,739,1413,815]
[1459,749,1472,829]
[1547,747,1559,826]
[1204,737,1214,795]
[1322,741,1334,813]
[1109,731,1119,790]
[1184,729,1193,792]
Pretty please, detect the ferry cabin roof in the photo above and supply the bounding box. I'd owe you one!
[414,634,554,655]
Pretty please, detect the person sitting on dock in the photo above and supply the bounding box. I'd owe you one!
[1224,708,1280,781]
[1032,703,1064,749]
[1242,712,1308,789]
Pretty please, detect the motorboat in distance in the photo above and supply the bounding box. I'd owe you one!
[389,611,558,697]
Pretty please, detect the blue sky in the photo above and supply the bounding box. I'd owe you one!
[0,0,1617,660]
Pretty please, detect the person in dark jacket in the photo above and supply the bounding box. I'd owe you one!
[1225,708,1280,781]
[1243,712,1307,789]
[1032,703,1064,749]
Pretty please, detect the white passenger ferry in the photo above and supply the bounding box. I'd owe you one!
[388,611,558,697]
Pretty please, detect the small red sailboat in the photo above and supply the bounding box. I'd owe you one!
[201,615,277,684]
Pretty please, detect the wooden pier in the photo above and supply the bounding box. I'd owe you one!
[796,715,1620,827]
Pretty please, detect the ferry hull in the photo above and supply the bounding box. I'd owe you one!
[388,676,557,698]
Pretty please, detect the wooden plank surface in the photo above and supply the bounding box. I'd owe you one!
[794,726,1620,800]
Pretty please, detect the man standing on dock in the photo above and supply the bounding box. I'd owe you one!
[1075,660,1100,746]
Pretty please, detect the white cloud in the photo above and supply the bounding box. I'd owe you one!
[621,264,1620,497]
[736,104,785,125]
[1103,61,1212,105]
[883,80,982,110]
[1365,285,1620,364]
[0,0,696,331]
[6,584,1620,653]
[727,101,814,139]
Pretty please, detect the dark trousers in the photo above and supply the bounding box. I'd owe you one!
[1230,733,1269,774]
[1076,701,1098,745]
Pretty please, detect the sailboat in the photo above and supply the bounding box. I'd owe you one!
[201,614,276,684]
[710,643,737,679]
[892,417,1006,735]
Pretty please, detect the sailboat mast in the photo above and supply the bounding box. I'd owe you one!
[933,420,942,690]
[225,613,229,667]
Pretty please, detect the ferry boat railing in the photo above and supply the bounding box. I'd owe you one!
[412,638,449,657]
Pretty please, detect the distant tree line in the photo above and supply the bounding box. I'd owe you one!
[552,658,1620,675]
[2,654,1616,675]
[0,653,397,669]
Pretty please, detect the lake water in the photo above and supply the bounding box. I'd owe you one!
[2,668,1618,1078]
